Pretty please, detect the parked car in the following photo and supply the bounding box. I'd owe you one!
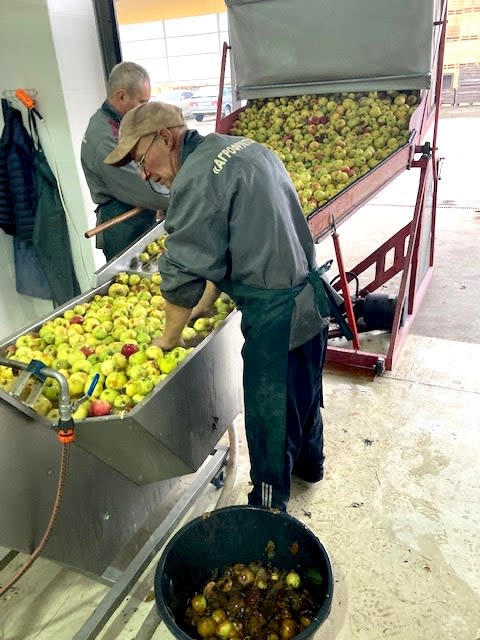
[153,89,194,119]
[188,86,233,121]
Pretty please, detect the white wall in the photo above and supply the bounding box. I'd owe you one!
[0,0,106,341]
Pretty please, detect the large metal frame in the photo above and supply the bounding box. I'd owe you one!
[219,0,448,373]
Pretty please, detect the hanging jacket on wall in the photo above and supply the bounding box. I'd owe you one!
[0,99,53,300]
[0,98,37,240]
[0,99,80,305]
[30,111,81,306]
[0,102,16,236]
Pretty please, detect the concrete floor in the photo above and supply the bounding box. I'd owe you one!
[0,109,479,639]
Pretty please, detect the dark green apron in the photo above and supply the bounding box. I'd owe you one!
[217,261,331,508]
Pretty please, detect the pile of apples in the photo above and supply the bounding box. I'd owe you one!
[137,232,167,267]
[0,272,235,422]
[229,90,419,216]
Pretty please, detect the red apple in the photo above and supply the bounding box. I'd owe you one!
[80,345,95,357]
[88,399,112,417]
[69,315,84,325]
[121,343,139,358]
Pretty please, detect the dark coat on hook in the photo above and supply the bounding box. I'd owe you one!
[0,98,37,239]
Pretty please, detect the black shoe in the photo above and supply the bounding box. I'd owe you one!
[292,463,324,483]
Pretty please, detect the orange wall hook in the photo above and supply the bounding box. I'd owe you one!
[15,88,36,110]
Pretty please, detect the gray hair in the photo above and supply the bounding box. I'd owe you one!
[107,61,150,98]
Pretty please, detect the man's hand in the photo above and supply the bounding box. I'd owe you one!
[151,334,185,352]
[189,281,220,321]
[154,300,191,352]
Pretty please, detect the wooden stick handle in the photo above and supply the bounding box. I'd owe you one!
[84,206,144,238]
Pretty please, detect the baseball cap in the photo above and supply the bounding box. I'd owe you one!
[104,101,186,167]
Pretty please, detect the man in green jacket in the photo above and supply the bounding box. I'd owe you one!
[105,101,331,512]
[81,61,169,260]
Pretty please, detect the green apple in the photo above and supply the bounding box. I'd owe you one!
[131,305,148,318]
[100,358,116,377]
[100,388,120,404]
[128,273,141,286]
[13,346,34,363]
[119,329,138,342]
[83,317,101,333]
[142,361,160,377]
[54,328,69,346]
[113,394,133,411]
[124,380,139,398]
[32,394,53,417]
[0,378,14,392]
[181,326,198,342]
[111,352,128,370]
[0,365,14,381]
[66,349,86,366]
[68,371,89,397]
[193,317,212,332]
[150,294,165,308]
[128,351,148,366]
[105,371,128,390]
[136,330,151,345]
[39,329,56,345]
[71,359,92,374]
[170,347,188,362]
[73,304,88,316]
[92,326,108,341]
[115,272,129,285]
[46,408,61,423]
[42,378,60,402]
[68,334,86,349]
[72,401,90,420]
[107,282,129,298]
[145,345,164,360]
[53,317,69,328]
[126,364,148,380]
[158,355,178,375]
[131,392,147,405]
[135,378,154,395]
[146,241,161,256]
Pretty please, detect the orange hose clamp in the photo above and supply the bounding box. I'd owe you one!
[57,428,75,444]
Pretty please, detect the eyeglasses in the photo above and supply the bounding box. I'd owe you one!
[135,133,158,173]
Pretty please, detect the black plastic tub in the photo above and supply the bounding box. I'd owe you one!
[155,505,334,639]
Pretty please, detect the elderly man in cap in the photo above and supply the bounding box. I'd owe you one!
[105,100,331,512]
[81,61,169,260]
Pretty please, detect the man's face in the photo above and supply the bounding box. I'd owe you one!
[133,130,179,190]
[118,81,151,116]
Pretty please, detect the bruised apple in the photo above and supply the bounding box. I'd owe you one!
[121,343,139,358]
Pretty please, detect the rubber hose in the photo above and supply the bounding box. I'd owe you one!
[0,443,71,597]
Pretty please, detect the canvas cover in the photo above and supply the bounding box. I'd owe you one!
[225,0,439,98]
